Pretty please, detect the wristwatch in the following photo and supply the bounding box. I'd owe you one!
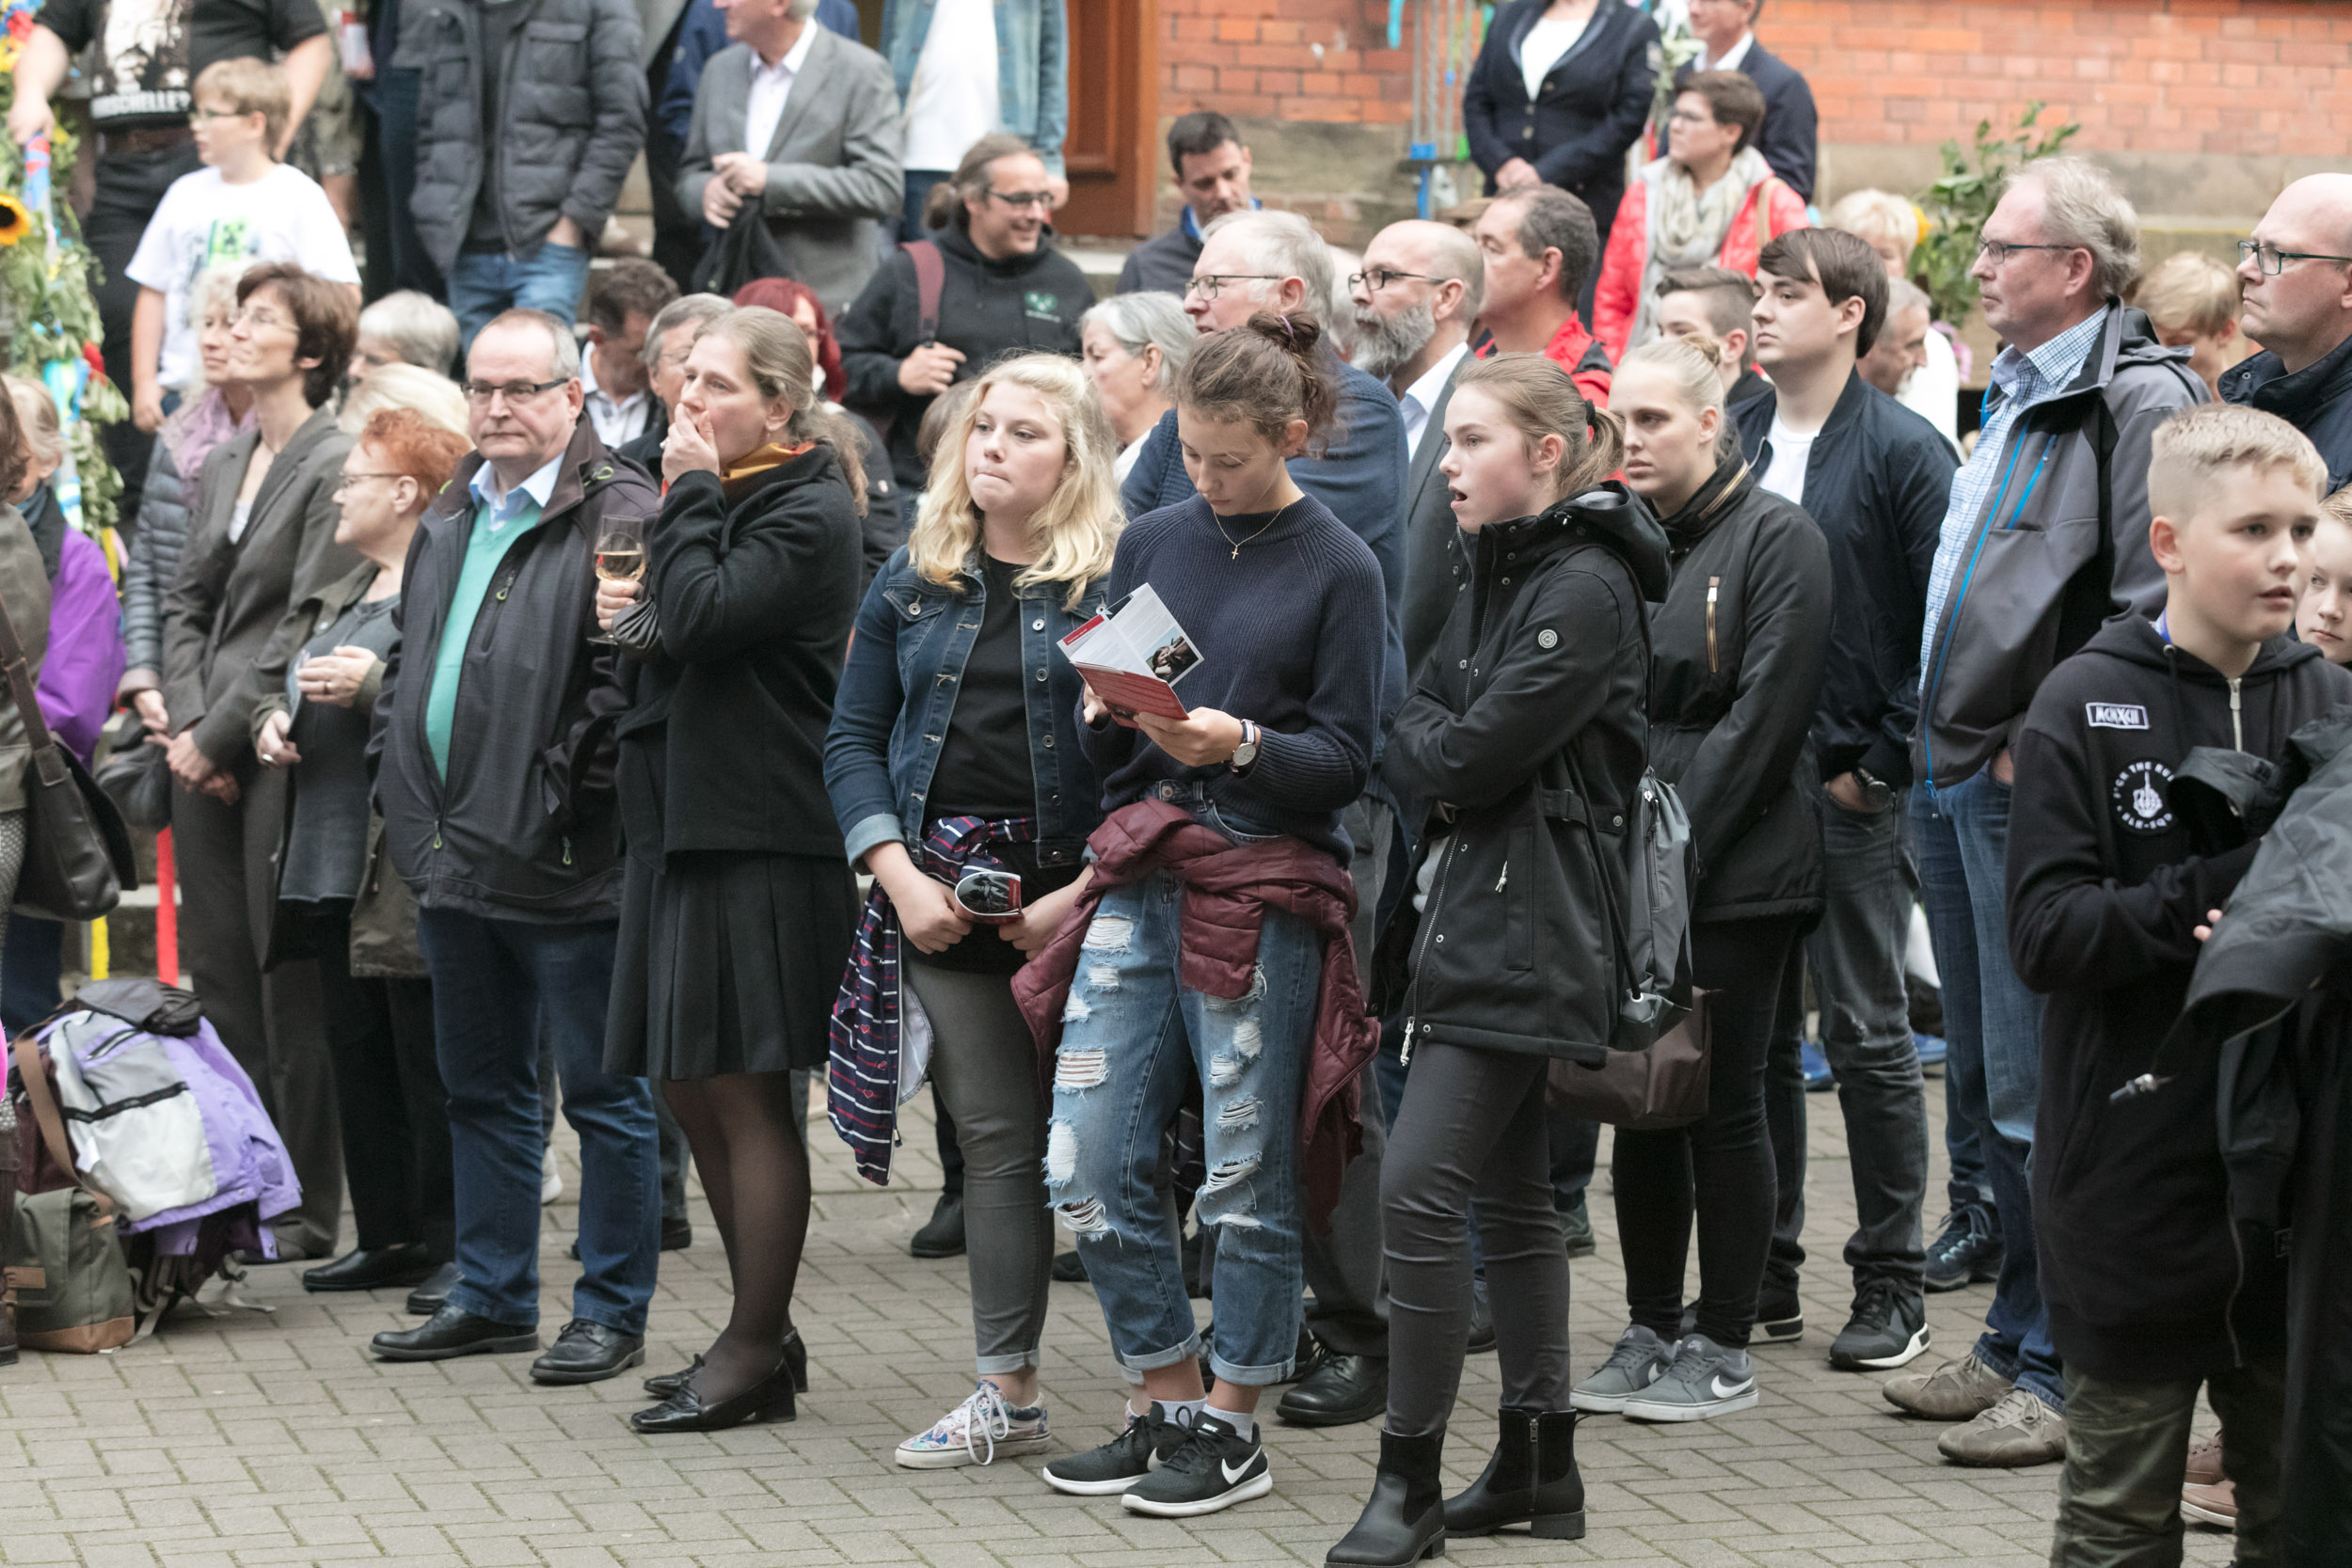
[1230,720,1262,775]
[1851,767,1893,811]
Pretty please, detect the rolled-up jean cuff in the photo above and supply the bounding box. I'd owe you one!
[1208,1350,1295,1387]
[1113,1332,1204,1378]
[977,1350,1041,1376]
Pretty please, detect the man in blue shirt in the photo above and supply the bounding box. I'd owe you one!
[370,310,666,1388]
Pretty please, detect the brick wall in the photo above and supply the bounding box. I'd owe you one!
[1772,0,2352,158]
[1159,0,1414,127]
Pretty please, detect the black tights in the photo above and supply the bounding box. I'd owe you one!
[1612,915,1800,1350]
[660,1070,810,1401]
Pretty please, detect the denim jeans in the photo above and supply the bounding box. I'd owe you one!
[1768,789,1929,1296]
[1910,774,2063,1407]
[446,243,595,350]
[418,909,660,1334]
[1047,869,1322,1385]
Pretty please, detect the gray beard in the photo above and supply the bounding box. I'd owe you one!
[1351,298,1437,382]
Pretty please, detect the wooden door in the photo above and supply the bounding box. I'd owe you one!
[1058,0,1160,239]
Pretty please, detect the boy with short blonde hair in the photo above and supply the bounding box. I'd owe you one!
[125,57,358,434]
[2008,404,2351,1564]
[2133,250,2247,400]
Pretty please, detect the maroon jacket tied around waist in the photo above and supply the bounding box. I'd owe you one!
[1011,800,1377,1226]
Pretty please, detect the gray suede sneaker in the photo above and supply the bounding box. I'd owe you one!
[1882,1348,2013,1420]
[1621,1332,1758,1422]
[1570,1324,1676,1414]
[1937,1386,2066,1466]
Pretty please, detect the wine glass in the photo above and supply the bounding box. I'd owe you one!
[589,518,646,645]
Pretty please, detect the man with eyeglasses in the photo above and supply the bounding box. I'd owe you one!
[837,132,1089,495]
[2223,175,2352,491]
[370,309,666,1390]
[1897,155,2205,1470]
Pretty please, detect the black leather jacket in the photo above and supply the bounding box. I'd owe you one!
[1381,486,1668,1064]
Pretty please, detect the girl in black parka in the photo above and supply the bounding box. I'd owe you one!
[597,307,866,1433]
[1330,354,1668,1566]
[1574,335,1830,1425]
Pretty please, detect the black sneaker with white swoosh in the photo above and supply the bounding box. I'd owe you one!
[1041,1406,1193,1496]
[1120,1414,1273,1517]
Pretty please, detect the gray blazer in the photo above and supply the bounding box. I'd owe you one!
[1400,358,1470,679]
[161,406,361,768]
[676,28,903,313]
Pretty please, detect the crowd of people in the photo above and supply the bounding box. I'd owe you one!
[5,1,2352,1564]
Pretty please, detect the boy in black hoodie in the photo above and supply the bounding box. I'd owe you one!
[2008,404,2352,1565]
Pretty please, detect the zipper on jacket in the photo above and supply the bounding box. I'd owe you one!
[1494,862,1508,894]
[432,816,443,851]
[2228,676,2243,752]
[1706,577,1721,673]
[1918,432,2055,796]
[1402,835,1467,1066]
[561,835,573,868]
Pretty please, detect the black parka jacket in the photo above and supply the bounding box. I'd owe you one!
[1648,457,1832,924]
[1383,485,1669,1065]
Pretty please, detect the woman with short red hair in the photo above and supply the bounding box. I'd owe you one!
[250,405,469,1295]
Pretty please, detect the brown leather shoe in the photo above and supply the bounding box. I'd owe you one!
[2185,1427,2225,1487]
[2182,1428,2234,1529]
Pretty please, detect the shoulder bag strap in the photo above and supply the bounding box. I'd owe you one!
[0,585,65,791]
[10,1030,111,1215]
[906,239,946,344]
[1750,175,1783,259]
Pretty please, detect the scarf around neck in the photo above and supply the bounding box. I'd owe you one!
[1633,145,1774,352]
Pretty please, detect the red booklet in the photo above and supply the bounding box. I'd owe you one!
[1057,584,1200,724]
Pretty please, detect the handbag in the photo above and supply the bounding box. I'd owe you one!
[1549,987,1712,1131]
[0,590,138,921]
[93,709,172,831]
[4,1032,135,1353]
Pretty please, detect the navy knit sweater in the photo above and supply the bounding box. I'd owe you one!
[1080,493,1385,860]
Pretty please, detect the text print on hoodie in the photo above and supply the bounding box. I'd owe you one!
[2006,613,2352,1380]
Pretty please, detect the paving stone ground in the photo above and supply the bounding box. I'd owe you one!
[1,1073,2234,1568]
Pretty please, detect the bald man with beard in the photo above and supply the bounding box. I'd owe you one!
[2223,173,2352,490]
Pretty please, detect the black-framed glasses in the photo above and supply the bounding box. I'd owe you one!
[464,377,569,405]
[1348,268,1446,293]
[2238,239,2352,277]
[1184,273,1284,300]
[1975,238,2078,266]
[984,188,1055,210]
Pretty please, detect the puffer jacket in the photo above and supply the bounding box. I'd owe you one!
[373,420,653,923]
[1648,457,1831,922]
[121,392,251,687]
[396,0,645,276]
[1380,485,1667,1065]
[1914,303,2207,791]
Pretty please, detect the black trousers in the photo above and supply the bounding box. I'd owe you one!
[1382,1042,1570,1436]
[304,901,453,1259]
[1613,914,1801,1350]
[86,144,200,527]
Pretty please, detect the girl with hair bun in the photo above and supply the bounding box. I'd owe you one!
[596,305,868,1434]
[1033,312,1385,1520]
[1328,352,1668,1565]
[1571,334,1830,1425]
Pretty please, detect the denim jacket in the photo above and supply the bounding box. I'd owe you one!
[879,0,1069,175]
[825,546,1106,869]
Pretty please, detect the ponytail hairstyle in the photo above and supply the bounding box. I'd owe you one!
[1173,310,1339,458]
[923,132,1040,234]
[908,352,1122,610]
[1617,334,1739,461]
[1450,352,1626,501]
[698,307,868,515]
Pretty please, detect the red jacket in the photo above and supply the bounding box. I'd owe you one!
[1479,316,1614,407]
[1593,169,1810,362]
[1011,800,1377,1227]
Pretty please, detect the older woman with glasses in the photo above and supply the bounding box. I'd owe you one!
[161,261,364,1263]
[1078,292,1195,481]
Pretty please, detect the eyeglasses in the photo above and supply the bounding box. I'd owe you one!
[1184,274,1284,300]
[234,305,293,331]
[2237,239,2352,277]
[1974,238,2078,267]
[1348,268,1446,293]
[333,472,405,493]
[984,189,1055,210]
[464,377,570,406]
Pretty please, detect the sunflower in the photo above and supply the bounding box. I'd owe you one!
[0,36,17,71]
[0,194,31,246]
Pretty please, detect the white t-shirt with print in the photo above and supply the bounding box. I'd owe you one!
[126,163,360,391]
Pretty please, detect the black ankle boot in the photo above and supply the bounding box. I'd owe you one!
[1327,1429,1447,1565]
[1443,1408,1584,1539]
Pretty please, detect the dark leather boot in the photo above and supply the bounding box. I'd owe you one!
[1326,1429,1447,1565]
[1443,1408,1584,1539]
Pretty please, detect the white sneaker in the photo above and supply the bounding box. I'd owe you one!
[541,1145,563,1205]
[895,1382,1052,1469]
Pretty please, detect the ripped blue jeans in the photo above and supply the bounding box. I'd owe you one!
[1046,869,1321,1386]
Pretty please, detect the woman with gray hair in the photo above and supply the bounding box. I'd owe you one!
[351,291,463,381]
[1078,292,1194,480]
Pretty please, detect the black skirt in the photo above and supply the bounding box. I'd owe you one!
[605,846,856,1081]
